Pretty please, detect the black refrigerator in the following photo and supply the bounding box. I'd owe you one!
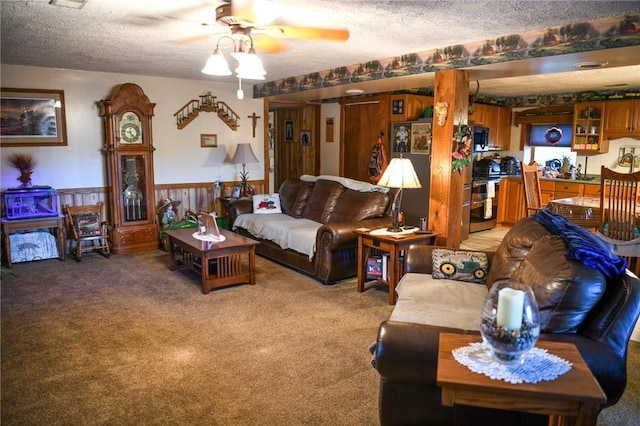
[388,120,471,238]
[389,121,432,229]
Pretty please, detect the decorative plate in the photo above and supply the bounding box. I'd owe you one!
[544,127,563,145]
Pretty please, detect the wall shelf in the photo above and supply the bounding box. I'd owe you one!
[174,92,239,131]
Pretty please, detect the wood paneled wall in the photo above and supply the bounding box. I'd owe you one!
[273,105,321,190]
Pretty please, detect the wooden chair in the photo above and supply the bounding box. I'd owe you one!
[598,166,640,275]
[65,203,110,261]
[522,161,543,216]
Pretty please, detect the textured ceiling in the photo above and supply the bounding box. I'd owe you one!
[1,0,640,100]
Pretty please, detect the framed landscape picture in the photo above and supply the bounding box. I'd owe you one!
[200,134,217,147]
[410,122,432,154]
[0,88,68,147]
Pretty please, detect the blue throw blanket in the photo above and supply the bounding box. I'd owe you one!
[531,209,627,279]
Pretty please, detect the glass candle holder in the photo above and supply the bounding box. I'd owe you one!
[480,281,540,365]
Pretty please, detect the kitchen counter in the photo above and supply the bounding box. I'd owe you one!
[501,175,601,185]
[497,175,603,227]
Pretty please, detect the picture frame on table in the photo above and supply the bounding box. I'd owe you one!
[231,185,242,199]
[410,122,432,155]
[391,122,412,153]
[0,88,68,147]
[200,134,218,148]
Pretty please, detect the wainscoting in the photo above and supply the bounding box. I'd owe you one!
[52,180,266,221]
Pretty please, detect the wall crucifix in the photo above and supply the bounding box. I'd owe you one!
[248,112,261,138]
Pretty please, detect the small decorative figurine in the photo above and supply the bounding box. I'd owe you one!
[9,152,36,188]
[434,101,449,126]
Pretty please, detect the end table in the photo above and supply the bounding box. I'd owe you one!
[1,215,66,268]
[355,228,439,304]
[436,333,606,426]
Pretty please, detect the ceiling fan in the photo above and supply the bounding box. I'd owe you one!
[181,0,350,53]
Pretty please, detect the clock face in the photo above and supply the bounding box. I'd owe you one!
[119,112,142,144]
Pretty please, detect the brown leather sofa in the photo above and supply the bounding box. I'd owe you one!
[227,176,392,284]
[373,217,640,425]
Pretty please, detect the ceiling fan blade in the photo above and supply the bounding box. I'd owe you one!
[252,35,289,53]
[231,0,278,27]
[270,25,350,41]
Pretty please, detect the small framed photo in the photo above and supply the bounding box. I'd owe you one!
[410,122,432,155]
[200,134,217,147]
[392,99,404,115]
[231,185,241,198]
[300,130,311,146]
[391,122,412,153]
[325,117,335,142]
[284,120,294,142]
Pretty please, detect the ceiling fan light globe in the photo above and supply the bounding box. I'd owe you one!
[201,53,232,76]
[235,53,266,78]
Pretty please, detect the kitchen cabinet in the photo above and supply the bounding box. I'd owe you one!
[469,103,486,125]
[554,181,583,200]
[603,100,640,140]
[470,104,511,151]
[389,94,433,122]
[583,183,604,197]
[497,178,599,226]
[540,180,555,205]
[572,102,608,154]
[498,178,525,226]
[495,106,512,150]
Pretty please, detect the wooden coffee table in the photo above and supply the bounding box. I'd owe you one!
[436,333,606,426]
[166,228,259,294]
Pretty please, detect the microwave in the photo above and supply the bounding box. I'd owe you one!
[473,126,490,152]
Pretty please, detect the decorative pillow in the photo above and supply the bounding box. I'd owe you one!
[253,194,282,214]
[432,249,489,283]
[74,213,102,237]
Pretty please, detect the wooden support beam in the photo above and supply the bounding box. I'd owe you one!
[429,70,470,248]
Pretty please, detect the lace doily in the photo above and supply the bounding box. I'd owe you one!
[192,232,226,243]
[452,342,572,384]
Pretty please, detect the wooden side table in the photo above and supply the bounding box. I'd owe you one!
[1,215,66,268]
[355,228,439,304]
[436,333,606,426]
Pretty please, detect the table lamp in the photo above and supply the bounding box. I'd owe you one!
[377,155,422,232]
[231,143,259,197]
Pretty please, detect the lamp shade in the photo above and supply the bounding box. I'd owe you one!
[201,49,232,76]
[231,143,259,165]
[235,50,266,80]
[377,157,422,189]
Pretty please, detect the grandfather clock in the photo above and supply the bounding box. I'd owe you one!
[98,83,158,254]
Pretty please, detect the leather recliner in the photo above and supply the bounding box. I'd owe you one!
[373,217,640,425]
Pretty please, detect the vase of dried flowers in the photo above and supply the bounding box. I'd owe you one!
[9,153,36,188]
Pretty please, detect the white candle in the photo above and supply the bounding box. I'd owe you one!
[496,288,525,330]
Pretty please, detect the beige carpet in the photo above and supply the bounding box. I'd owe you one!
[1,250,638,425]
[2,251,394,425]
